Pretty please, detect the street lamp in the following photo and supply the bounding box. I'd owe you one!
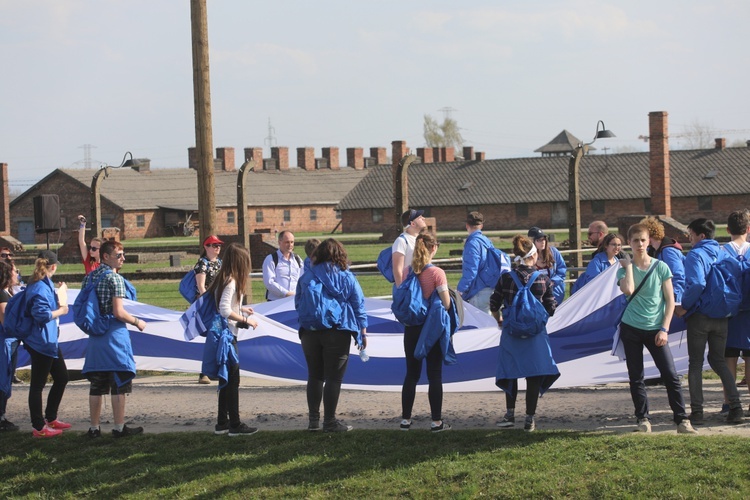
[90,151,139,239]
[568,121,615,271]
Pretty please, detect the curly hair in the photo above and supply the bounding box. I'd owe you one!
[412,233,439,274]
[639,216,665,241]
[311,238,349,270]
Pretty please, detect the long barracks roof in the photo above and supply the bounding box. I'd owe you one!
[337,147,750,210]
[33,166,369,211]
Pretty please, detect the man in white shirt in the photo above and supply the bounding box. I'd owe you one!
[392,209,426,286]
[263,230,303,301]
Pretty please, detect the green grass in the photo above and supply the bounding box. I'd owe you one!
[1,430,748,498]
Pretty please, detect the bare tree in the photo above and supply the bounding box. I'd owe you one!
[679,119,715,150]
[423,114,464,149]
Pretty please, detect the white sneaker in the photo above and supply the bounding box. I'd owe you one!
[636,418,651,433]
[677,420,698,434]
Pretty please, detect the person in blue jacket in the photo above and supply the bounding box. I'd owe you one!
[24,250,71,438]
[571,233,624,294]
[675,218,744,425]
[295,238,367,433]
[528,227,567,305]
[0,260,20,432]
[81,240,146,438]
[641,216,686,303]
[457,212,509,314]
[490,235,559,432]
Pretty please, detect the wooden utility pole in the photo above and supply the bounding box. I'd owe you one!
[190,0,216,241]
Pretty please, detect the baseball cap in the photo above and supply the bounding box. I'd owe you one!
[203,235,224,246]
[400,209,425,227]
[38,250,60,265]
[528,227,546,240]
[466,211,484,226]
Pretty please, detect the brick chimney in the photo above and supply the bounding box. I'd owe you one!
[370,147,387,165]
[244,147,263,172]
[432,147,442,162]
[462,146,474,161]
[272,147,289,171]
[0,163,9,234]
[216,147,235,172]
[443,147,455,162]
[649,111,671,217]
[715,138,726,150]
[188,147,198,169]
[346,147,364,169]
[416,147,434,164]
[322,147,340,170]
[392,141,408,166]
[297,147,315,170]
[475,152,486,161]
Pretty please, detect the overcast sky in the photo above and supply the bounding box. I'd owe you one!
[1,0,748,192]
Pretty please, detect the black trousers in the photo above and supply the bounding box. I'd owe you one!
[26,344,68,431]
[300,329,352,424]
[217,340,241,427]
[401,324,444,421]
[504,377,543,416]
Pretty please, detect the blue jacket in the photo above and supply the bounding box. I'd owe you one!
[0,337,15,397]
[82,320,136,386]
[571,252,612,294]
[457,231,499,300]
[682,238,723,314]
[414,292,459,365]
[202,324,239,391]
[652,239,686,303]
[538,247,567,305]
[296,263,368,345]
[23,277,61,358]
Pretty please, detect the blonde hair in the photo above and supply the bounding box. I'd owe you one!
[512,235,534,260]
[412,233,438,274]
[28,257,55,285]
[639,216,665,240]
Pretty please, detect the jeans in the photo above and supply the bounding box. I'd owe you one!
[620,322,688,423]
[217,340,240,427]
[504,377,543,416]
[300,329,352,424]
[686,313,741,411]
[26,345,69,431]
[401,324,444,421]
[468,287,493,315]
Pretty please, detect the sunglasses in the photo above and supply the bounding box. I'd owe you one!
[116,252,125,259]
[89,246,100,252]
[0,253,13,258]
[206,243,222,249]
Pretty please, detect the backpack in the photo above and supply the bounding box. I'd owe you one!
[179,270,198,304]
[296,267,343,330]
[2,289,33,340]
[478,238,511,288]
[391,267,430,326]
[73,270,114,336]
[376,234,407,283]
[722,244,750,312]
[266,251,303,300]
[503,271,549,338]
[700,255,743,319]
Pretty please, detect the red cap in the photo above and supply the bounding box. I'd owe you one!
[203,235,224,246]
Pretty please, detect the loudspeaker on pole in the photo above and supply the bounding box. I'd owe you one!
[33,194,61,234]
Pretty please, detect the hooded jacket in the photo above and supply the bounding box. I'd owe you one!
[682,238,724,314]
[457,231,506,300]
[23,276,60,358]
[571,251,613,294]
[649,237,686,303]
[414,292,459,365]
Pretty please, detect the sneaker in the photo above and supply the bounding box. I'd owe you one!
[214,422,230,435]
[677,420,698,434]
[689,411,704,426]
[0,419,19,432]
[400,419,411,431]
[524,415,536,432]
[496,414,516,428]
[719,403,730,416]
[323,420,353,433]
[33,425,62,438]
[112,425,144,438]
[12,375,22,384]
[46,419,72,430]
[636,418,651,433]
[87,428,101,439]
[431,421,451,433]
[727,407,745,424]
[198,375,211,384]
[307,420,321,432]
[228,423,259,436]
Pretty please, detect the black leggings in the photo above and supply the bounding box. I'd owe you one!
[26,344,69,431]
[300,329,352,424]
[401,324,443,421]
[504,377,543,416]
[218,341,241,427]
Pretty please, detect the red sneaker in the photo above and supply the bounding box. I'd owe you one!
[33,425,63,438]
[46,419,72,430]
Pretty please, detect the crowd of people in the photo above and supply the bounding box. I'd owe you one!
[1,209,749,437]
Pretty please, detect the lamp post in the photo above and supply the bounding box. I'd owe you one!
[91,152,140,239]
[568,121,615,271]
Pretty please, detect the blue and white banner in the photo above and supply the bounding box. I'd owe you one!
[16,264,692,392]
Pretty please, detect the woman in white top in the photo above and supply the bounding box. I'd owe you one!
[205,242,258,436]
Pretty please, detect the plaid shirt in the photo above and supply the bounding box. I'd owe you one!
[81,263,126,314]
[489,265,557,316]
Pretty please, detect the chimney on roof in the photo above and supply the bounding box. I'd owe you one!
[475,152,485,161]
[715,138,726,150]
[443,147,455,162]
[462,146,474,161]
[392,141,408,166]
[648,111,671,217]
[432,147,441,162]
[347,147,364,169]
[216,147,235,172]
[131,158,151,173]
[370,147,387,165]
[322,147,340,170]
[0,163,9,234]
[297,147,315,171]
[416,147,433,164]
[272,147,289,171]
[244,147,263,172]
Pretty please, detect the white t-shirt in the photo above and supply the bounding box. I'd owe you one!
[726,240,750,257]
[392,231,417,273]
